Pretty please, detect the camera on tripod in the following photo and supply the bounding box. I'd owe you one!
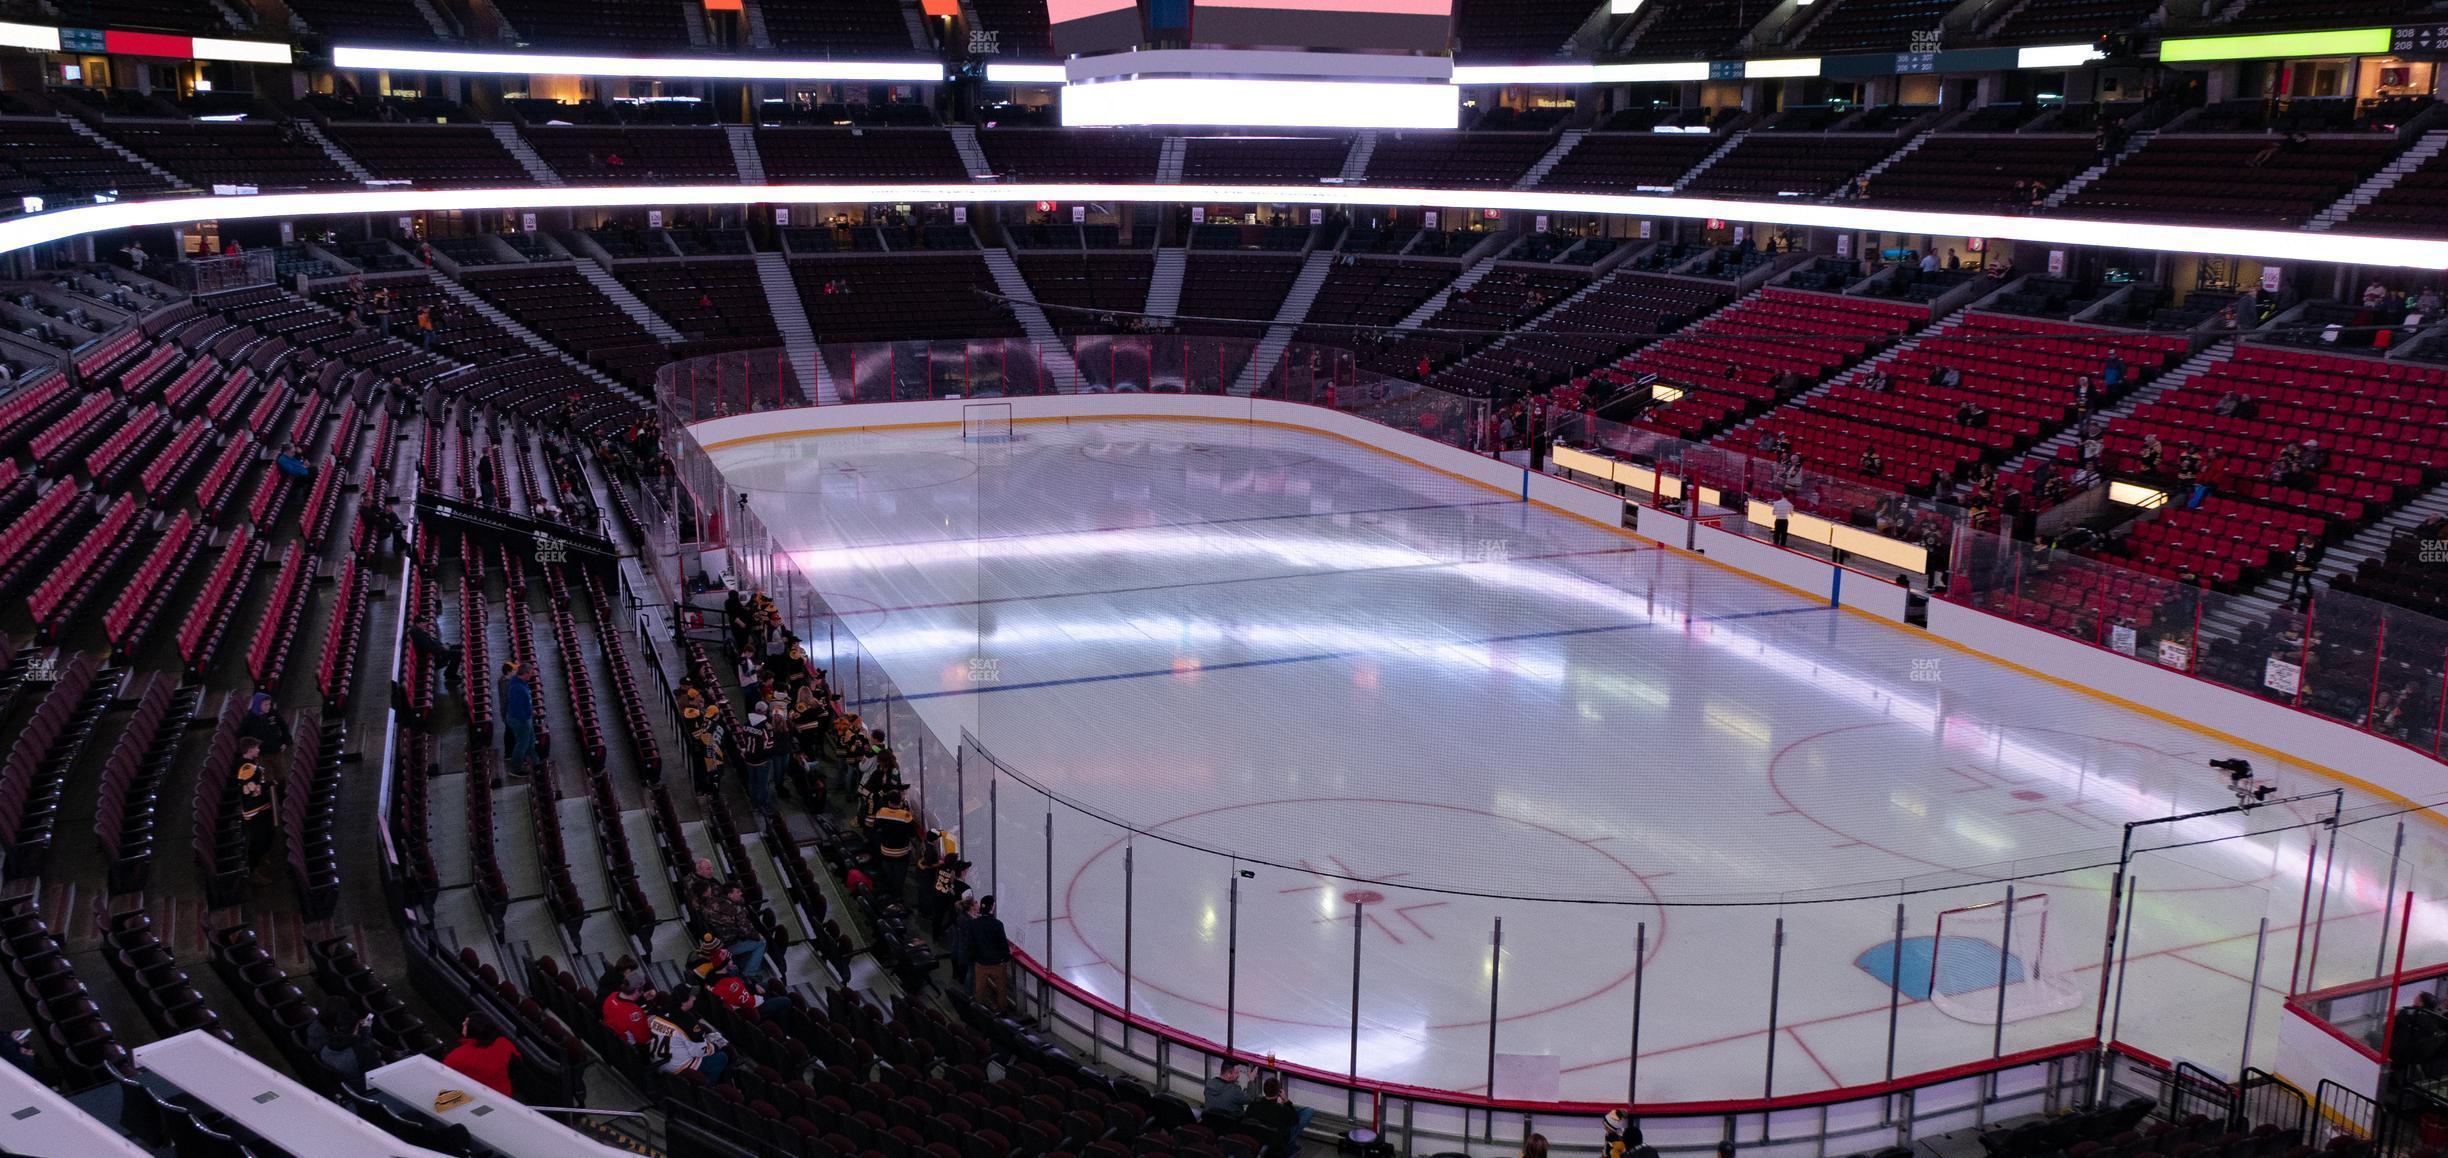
[2211,758,2276,808]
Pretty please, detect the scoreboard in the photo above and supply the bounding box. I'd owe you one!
[1054,0,1455,56]
[1193,0,1454,52]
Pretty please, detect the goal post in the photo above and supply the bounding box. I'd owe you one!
[963,402,1015,444]
[1928,892,2085,1024]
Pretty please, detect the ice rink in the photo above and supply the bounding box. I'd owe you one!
[707,416,2446,1104]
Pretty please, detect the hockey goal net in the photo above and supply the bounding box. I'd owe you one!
[1928,893,2085,1024]
[963,402,1014,443]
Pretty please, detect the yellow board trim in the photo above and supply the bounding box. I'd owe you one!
[695,412,2448,824]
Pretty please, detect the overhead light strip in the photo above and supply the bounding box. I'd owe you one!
[3,181,2445,270]
[0,21,58,51]
[1743,56,1821,78]
[330,45,944,82]
[1451,61,1710,84]
[985,62,1070,83]
[191,36,292,63]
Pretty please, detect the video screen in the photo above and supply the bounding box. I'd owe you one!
[1193,0,1453,52]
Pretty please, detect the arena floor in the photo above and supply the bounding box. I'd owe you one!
[706,417,2447,1104]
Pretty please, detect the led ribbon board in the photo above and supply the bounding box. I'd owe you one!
[2158,27,2393,62]
[329,45,942,82]
[5,182,2446,269]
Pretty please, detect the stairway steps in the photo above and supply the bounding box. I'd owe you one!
[1340,131,1378,183]
[981,247,1085,392]
[428,270,641,405]
[489,124,564,187]
[948,125,992,179]
[1146,248,1187,319]
[294,120,377,185]
[63,119,186,190]
[2002,339,2233,478]
[2310,130,2448,232]
[1231,250,1338,394]
[753,251,832,404]
[723,125,767,185]
[1672,130,1750,192]
[1390,259,1494,332]
[1516,130,1587,189]
[2042,131,2151,209]
[575,259,685,344]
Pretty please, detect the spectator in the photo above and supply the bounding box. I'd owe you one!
[2102,352,2127,389]
[500,661,537,780]
[442,1014,521,1098]
[967,895,1014,1013]
[274,442,313,479]
[868,788,917,897]
[2185,450,2226,510]
[2394,992,2448,1083]
[2269,442,2303,484]
[234,739,276,882]
[416,305,434,349]
[312,1006,379,1091]
[408,616,462,693]
[699,877,770,981]
[947,896,979,989]
[2137,433,2164,475]
[647,989,729,1084]
[681,856,721,914]
[364,503,408,556]
[1204,1062,1262,1116]
[1606,1113,1660,1158]
[600,968,654,1045]
[1917,250,1939,274]
[240,692,291,789]
[1246,1077,1311,1151]
[690,936,766,1013]
[738,703,779,818]
[2283,531,2322,606]
[927,857,971,937]
[1524,1135,1551,1158]
[3,1029,46,1085]
[684,707,724,797]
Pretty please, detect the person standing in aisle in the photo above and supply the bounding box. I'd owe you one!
[966,895,1013,1014]
[738,704,778,817]
[869,788,917,898]
[240,693,291,791]
[235,739,276,882]
[499,661,537,780]
[927,857,971,937]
